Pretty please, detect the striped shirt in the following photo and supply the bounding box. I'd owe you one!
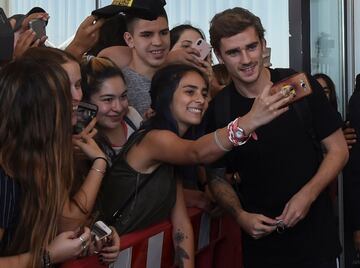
[0,168,21,251]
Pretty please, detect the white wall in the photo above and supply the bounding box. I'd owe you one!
[0,0,9,16]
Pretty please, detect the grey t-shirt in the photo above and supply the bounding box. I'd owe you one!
[121,67,151,117]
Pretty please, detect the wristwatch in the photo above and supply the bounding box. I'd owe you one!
[227,118,252,146]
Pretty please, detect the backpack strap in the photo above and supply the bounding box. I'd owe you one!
[292,99,323,162]
[273,68,323,162]
[124,116,137,132]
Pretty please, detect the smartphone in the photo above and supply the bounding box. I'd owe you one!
[192,38,212,60]
[270,72,312,106]
[73,102,98,134]
[29,19,46,40]
[91,221,112,241]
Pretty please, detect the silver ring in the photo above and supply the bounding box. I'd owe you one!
[79,235,85,242]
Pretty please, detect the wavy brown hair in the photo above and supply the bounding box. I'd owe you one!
[209,7,265,52]
[0,58,73,267]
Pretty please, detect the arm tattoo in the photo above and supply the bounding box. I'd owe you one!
[174,229,189,268]
[206,167,243,217]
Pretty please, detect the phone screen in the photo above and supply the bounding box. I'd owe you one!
[73,102,98,134]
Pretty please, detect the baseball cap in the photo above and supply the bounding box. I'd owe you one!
[92,0,166,20]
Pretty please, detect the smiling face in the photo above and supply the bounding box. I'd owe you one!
[62,61,83,126]
[89,76,128,130]
[124,16,170,69]
[170,71,209,136]
[216,26,265,87]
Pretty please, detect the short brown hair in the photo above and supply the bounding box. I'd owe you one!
[209,7,265,52]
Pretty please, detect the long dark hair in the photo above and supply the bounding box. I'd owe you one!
[0,58,73,267]
[170,24,205,50]
[313,73,338,111]
[140,64,208,138]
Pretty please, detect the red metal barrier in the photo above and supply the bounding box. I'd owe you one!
[61,208,243,268]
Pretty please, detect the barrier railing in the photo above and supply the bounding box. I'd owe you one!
[61,208,243,268]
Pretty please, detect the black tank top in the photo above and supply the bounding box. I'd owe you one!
[97,131,177,234]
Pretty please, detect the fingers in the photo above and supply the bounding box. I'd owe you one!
[81,122,98,139]
[77,228,91,253]
[249,215,277,239]
[17,29,36,47]
[276,202,289,222]
[184,46,201,57]
[81,15,105,33]
[100,251,119,264]
[280,204,304,227]
[22,13,49,31]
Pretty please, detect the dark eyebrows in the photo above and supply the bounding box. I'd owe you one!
[182,84,208,92]
[139,27,169,35]
[246,41,259,49]
[224,41,260,55]
[225,48,240,55]
[182,84,198,90]
[99,94,115,98]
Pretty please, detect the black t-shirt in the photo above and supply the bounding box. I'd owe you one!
[344,90,360,231]
[205,68,343,265]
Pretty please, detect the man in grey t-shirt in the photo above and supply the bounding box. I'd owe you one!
[122,8,170,117]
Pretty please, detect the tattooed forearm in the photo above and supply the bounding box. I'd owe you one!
[207,168,243,218]
[174,229,190,268]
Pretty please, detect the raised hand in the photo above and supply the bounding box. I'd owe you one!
[245,83,293,131]
[65,16,105,61]
[99,227,120,264]
[72,118,105,160]
[343,121,356,149]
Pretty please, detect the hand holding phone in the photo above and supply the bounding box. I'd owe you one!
[73,102,98,134]
[191,38,212,60]
[29,19,46,40]
[91,221,112,242]
[270,72,312,106]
